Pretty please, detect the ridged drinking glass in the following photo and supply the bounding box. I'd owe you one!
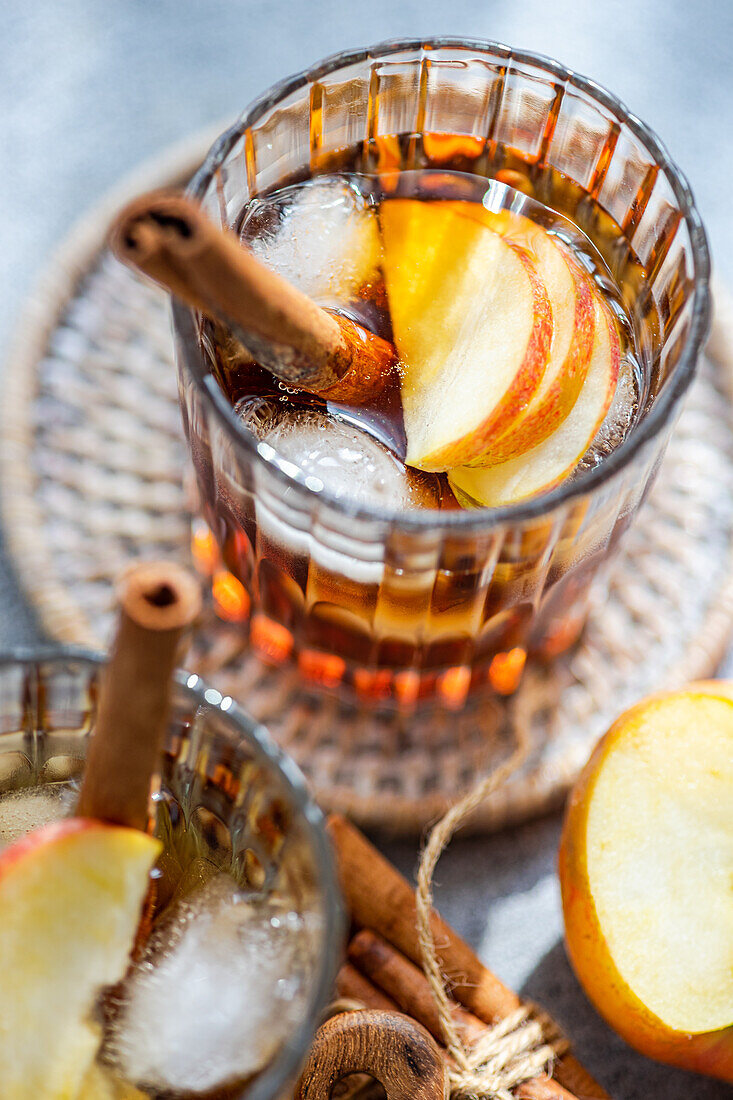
[173,38,710,712]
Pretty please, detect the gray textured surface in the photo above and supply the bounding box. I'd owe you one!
[1,3,732,1096]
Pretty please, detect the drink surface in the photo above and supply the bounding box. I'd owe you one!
[0,780,319,1099]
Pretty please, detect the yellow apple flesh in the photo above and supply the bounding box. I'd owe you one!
[77,1063,149,1100]
[442,205,597,463]
[559,688,733,1081]
[0,818,161,1099]
[448,296,619,506]
[379,198,553,471]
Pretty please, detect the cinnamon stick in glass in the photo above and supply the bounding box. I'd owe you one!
[77,561,201,830]
[327,815,609,1100]
[109,189,395,404]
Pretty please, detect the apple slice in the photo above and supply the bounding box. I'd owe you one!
[559,688,733,1081]
[441,206,596,463]
[448,297,619,507]
[77,1062,149,1099]
[379,198,553,471]
[0,818,160,1100]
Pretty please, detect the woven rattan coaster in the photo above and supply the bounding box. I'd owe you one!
[2,136,733,834]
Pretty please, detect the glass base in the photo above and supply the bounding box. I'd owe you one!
[190,518,590,713]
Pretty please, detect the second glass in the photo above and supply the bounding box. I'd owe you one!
[0,649,342,1100]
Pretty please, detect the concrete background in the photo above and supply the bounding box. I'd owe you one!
[1,3,732,1096]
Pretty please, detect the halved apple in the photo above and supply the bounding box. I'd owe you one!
[0,818,160,1099]
[441,206,596,463]
[379,198,553,471]
[447,298,619,507]
[558,688,733,1081]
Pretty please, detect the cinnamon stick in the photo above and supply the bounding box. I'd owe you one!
[336,962,400,1013]
[109,189,395,404]
[327,815,609,1100]
[348,929,485,1046]
[77,561,201,830]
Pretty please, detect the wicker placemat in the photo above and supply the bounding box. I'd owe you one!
[2,133,733,834]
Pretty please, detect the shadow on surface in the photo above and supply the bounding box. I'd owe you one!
[521,941,733,1100]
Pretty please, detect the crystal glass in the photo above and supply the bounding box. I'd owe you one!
[173,38,710,712]
[0,648,343,1100]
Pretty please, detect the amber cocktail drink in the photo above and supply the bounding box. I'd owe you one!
[174,40,709,711]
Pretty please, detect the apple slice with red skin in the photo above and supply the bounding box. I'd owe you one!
[0,818,160,1100]
[441,205,596,465]
[379,198,553,471]
[448,297,619,507]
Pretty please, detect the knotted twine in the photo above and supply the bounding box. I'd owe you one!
[415,693,568,1100]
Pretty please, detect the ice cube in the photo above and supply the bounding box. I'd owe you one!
[0,783,73,850]
[237,396,437,511]
[106,873,320,1095]
[579,355,639,470]
[242,175,381,305]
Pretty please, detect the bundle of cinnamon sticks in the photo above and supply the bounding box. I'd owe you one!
[326,816,609,1100]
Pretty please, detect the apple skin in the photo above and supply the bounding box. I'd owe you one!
[0,816,161,1100]
[441,204,597,465]
[448,299,619,507]
[419,241,553,471]
[380,199,554,472]
[482,254,595,464]
[0,815,91,874]
[558,688,733,1082]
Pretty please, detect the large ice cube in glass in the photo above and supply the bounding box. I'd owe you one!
[237,396,439,510]
[107,873,320,1094]
[241,175,381,306]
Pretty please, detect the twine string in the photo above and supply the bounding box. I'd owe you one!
[415,693,568,1099]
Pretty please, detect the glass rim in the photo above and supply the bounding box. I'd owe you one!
[179,35,712,532]
[0,644,344,1100]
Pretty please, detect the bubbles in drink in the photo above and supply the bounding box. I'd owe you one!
[241,175,381,307]
[236,396,440,509]
[0,782,73,850]
[107,873,320,1095]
